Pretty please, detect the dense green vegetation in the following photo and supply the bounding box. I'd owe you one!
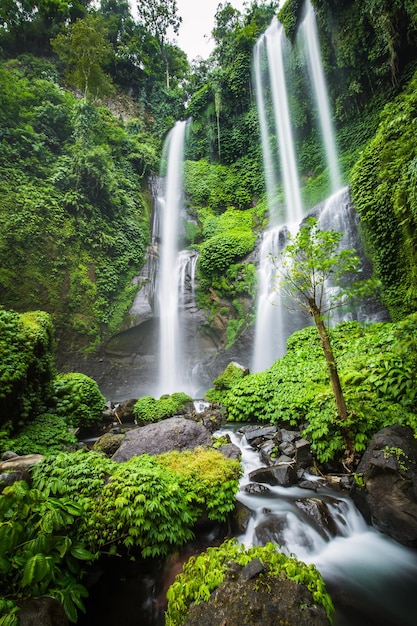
[351,69,417,320]
[133,392,193,423]
[221,316,417,463]
[0,309,104,449]
[165,539,334,625]
[2,0,417,621]
[0,448,241,622]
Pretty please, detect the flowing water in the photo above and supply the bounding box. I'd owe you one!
[251,5,385,374]
[154,120,188,396]
[298,0,341,193]
[221,425,417,626]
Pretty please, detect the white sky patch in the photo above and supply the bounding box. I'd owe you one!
[173,0,248,60]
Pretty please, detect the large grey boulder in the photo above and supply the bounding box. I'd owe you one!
[351,424,417,546]
[112,417,212,461]
[183,559,330,626]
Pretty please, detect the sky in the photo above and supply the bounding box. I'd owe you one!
[173,0,249,61]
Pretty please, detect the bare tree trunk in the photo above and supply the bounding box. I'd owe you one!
[309,300,354,463]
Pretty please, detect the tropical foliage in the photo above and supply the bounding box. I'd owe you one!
[133,392,193,423]
[221,315,417,463]
[165,539,334,625]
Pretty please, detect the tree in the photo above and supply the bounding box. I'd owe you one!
[136,0,182,88]
[277,217,376,465]
[51,14,114,100]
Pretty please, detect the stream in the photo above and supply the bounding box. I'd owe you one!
[224,425,417,626]
[79,423,417,625]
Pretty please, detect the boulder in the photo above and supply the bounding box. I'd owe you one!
[16,597,68,626]
[111,417,212,461]
[93,432,125,456]
[351,425,417,546]
[231,500,253,534]
[216,443,241,461]
[294,497,339,539]
[0,469,30,488]
[183,559,330,626]
[249,459,297,487]
[0,454,43,472]
[295,438,313,468]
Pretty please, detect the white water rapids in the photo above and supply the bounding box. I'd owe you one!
[220,425,417,626]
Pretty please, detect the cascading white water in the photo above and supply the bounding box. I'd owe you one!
[222,426,417,626]
[251,18,305,373]
[298,0,341,193]
[262,17,304,225]
[156,120,187,396]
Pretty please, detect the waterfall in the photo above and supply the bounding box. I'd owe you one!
[298,0,341,193]
[255,17,304,225]
[155,120,187,396]
[251,3,379,374]
[251,18,306,372]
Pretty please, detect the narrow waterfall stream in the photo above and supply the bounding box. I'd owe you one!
[220,425,417,626]
[155,120,187,396]
[298,0,341,193]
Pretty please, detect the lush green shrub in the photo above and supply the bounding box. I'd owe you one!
[165,539,334,626]
[32,449,114,502]
[224,318,417,463]
[133,392,193,423]
[0,309,55,430]
[82,455,196,557]
[32,446,240,559]
[51,373,105,428]
[158,448,242,522]
[206,362,248,404]
[4,413,77,455]
[198,231,256,280]
[0,480,95,623]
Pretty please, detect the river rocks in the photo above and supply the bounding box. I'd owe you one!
[351,424,417,546]
[183,559,330,626]
[0,453,43,472]
[92,432,125,456]
[111,417,212,461]
[249,460,298,487]
[241,424,313,471]
[294,497,339,539]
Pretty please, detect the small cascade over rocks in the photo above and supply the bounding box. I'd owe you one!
[221,424,417,626]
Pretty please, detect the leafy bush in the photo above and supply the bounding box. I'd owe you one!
[32,446,240,559]
[198,231,256,279]
[4,413,77,456]
[165,539,334,626]
[224,318,417,463]
[133,392,193,423]
[0,481,95,623]
[0,309,56,430]
[158,448,242,522]
[205,362,248,404]
[51,373,105,428]
[82,455,196,557]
